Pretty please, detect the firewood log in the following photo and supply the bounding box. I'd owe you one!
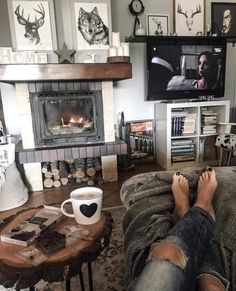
[74,159,86,178]
[42,162,50,173]
[53,180,61,188]
[59,161,69,178]
[86,158,96,177]
[93,158,102,171]
[44,171,53,179]
[50,161,59,176]
[87,175,96,186]
[60,177,69,186]
[44,178,53,188]
[96,172,104,186]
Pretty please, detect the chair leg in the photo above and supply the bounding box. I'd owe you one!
[88,262,94,291]
[79,270,85,291]
[219,148,224,166]
[65,278,71,291]
[227,151,232,166]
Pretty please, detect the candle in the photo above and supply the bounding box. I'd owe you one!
[109,46,117,57]
[117,46,124,56]
[121,42,129,56]
[207,24,210,32]
[112,32,120,47]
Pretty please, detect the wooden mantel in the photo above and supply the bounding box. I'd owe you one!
[0,63,132,82]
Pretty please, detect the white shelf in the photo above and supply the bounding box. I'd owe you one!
[154,100,230,170]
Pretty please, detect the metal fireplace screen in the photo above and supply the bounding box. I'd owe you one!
[30,91,104,147]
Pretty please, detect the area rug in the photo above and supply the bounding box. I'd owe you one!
[1,206,127,291]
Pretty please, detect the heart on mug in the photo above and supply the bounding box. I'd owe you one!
[80,203,98,218]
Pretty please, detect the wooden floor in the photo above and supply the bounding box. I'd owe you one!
[0,162,163,220]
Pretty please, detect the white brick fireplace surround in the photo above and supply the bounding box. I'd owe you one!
[15,80,127,191]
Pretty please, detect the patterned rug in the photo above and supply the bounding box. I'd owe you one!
[1,206,127,291]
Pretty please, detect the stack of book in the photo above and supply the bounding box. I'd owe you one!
[201,108,218,134]
[171,139,195,163]
[171,110,189,137]
[182,113,197,135]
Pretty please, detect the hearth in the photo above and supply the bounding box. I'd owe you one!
[30,91,104,147]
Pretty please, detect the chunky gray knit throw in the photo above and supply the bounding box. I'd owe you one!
[121,167,236,291]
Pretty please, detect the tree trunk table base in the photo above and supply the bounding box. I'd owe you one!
[0,207,113,290]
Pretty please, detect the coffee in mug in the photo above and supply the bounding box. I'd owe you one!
[61,187,103,225]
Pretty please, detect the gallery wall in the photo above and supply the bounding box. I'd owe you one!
[0,0,236,131]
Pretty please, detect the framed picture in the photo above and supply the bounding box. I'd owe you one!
[174,0,205,36]
[211,2,236,37]
[71,0,111,50]
[7,0,57,51]
[146,14,169,36]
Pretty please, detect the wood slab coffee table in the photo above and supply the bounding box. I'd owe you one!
[0,206,113,291]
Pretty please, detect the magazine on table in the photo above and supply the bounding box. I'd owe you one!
[1,206,63,246]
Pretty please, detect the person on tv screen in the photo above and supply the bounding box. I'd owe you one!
[166,51,219,91]
[193,51,218,89]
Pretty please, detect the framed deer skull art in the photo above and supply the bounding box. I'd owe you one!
[174,0,205,36]
[7,0,57,51]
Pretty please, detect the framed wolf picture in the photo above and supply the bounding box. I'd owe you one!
[174,0,205,36]
[7,0,57,51]
[71,0,112,50]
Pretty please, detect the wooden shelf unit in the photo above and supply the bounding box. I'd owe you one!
[154,100,230,170]
[0,63,132,82]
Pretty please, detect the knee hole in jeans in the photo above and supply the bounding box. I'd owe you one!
[149,241,187,270]
[197,274,226,291]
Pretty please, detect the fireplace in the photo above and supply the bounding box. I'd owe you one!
[30,91,104,147]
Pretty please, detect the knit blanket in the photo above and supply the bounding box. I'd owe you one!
[121,167,236,291]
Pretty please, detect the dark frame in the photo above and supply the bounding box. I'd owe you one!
[211,2,236,37]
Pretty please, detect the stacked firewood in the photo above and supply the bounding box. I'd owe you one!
[42,158,103,189]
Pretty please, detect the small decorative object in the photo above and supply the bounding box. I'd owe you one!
[146,14,169,36]
[211,2,236,38]
[135,23,146,36]
[121,42,130,57]
[84,53,96,63]
[111,32,121,47]
[55,43,76,64]
[0,121,7,145]
[108,46,117,57]
[7,0,57,50]
[128,0,145,35]
[71,0,111,50]
[174,0,205,36]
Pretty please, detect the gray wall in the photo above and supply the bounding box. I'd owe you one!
[0,0,236,128]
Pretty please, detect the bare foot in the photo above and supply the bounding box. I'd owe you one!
[171,172,190,222]
[194,168,218,221]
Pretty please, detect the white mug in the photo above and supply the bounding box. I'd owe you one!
[61,187,103,225]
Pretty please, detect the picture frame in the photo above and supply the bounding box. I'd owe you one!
[146,14,169,36]
[7,0,57,51]
[174,0,205,36]
[71,0,112,50]
[211,2,236,38]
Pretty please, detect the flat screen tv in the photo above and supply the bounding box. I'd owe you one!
[146,37,227,101]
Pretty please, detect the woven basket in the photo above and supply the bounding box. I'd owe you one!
[0,164,28,211]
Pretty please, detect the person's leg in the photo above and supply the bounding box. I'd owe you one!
[133,170,217,291]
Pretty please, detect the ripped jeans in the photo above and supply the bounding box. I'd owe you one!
[131,206,230,291]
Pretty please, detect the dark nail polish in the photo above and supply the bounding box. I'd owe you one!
[208,167,213,171]
[176,172,180,175]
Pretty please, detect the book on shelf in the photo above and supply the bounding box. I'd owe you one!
[171,139,193,146]
[172,155,195,162]
[0,206,63,246]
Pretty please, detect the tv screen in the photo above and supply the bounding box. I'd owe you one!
[146,37,227,101]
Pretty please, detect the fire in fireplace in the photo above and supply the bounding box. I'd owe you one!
[30,91,104,147]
